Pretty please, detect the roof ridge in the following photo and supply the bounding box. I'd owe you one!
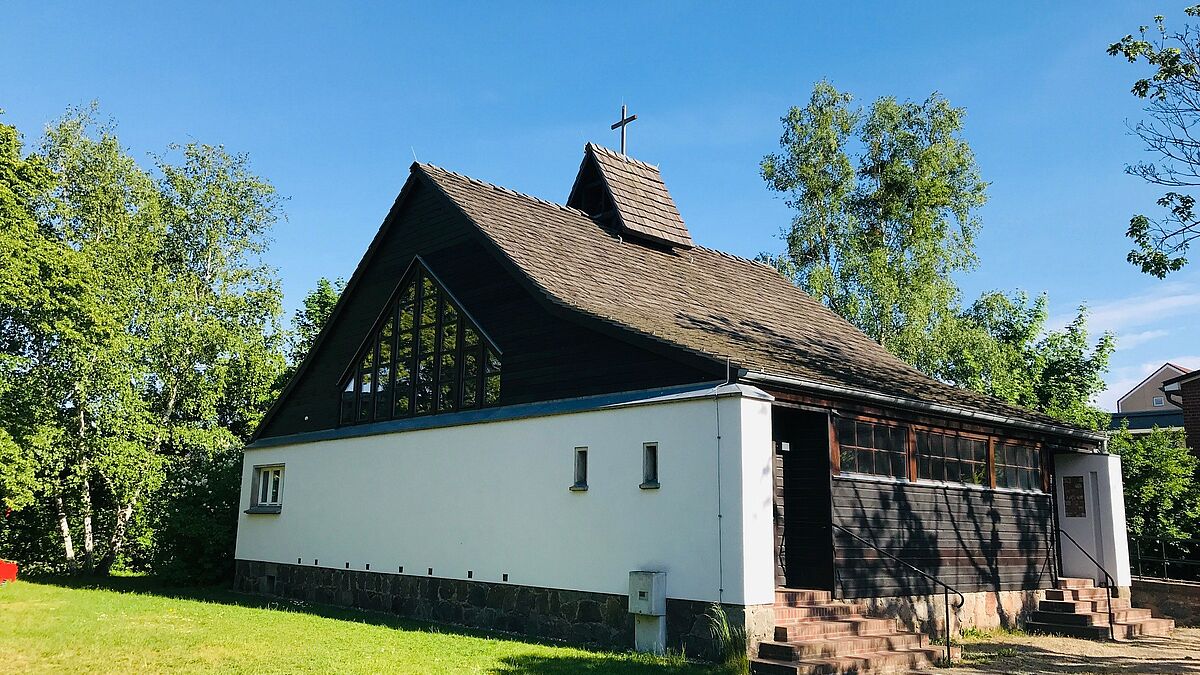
[415,162,591,218]
[585,142,662,172]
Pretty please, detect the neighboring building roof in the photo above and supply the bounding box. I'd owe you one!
[1117,362,1192,412]
[413,153,1087,434]
[1163,368,1200,389]
[1109,409,1185,432]
[566,143,695,249]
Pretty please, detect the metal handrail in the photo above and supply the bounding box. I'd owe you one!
[832,524,964,665]
[1130,536,1200,580]
[1057,528,1116,641]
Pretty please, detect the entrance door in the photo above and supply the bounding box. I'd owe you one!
[772,406,835,589]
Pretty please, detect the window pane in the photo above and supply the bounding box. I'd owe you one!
[856,422,873,450]
[464,327,480,349]
[841,448,857,473]
[943,460,960,483]
[421,292,438,327]
[485,349,501,375]
[856,447,874,475]
[438,354,457,412]
[358,370,373,421]
[836,419,855,449]
[270,470,280,503]
[442,301,458,325]
[416,356,434,414]
[890,451,907,478]
[462,373,478,408]
[484,374,500,405]
[441,322,457,353]
[399,303,415,332]
[400,279,415,305]
[420,327,436,357]
[259,471,269,503]
[379,331,393,367]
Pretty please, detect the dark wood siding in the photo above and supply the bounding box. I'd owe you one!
[773,407,833,589]
[830,478,1055,598]
[259,179,720,440]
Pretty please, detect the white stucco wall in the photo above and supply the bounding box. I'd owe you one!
[1055,452,1133,587]
[236,386,776,606]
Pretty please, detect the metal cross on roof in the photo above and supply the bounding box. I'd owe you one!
[610,104,637,155]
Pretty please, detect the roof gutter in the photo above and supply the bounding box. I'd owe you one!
[743,370,1106,443]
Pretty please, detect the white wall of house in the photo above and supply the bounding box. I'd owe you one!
[235,385,777,606]
[1055,452,1133,587]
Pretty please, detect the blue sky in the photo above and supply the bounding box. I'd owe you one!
[4,2,1199,409]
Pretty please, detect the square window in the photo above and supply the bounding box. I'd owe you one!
[1153,396,1166,407]
[252,465,284,510]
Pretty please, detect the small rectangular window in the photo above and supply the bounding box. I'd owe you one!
[1153,396,1166,407]
[641,443,659,489]
[571,447,588,491]
[252,465,284,509]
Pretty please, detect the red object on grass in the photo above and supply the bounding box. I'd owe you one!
[0,559,17,584]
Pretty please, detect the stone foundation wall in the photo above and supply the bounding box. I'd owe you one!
[1132,577,1200,627]
[858,588,1046,635]
[235,559,744,659]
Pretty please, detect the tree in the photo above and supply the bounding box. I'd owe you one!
[1109,6,1200,276]
[761,85,987,375]
[0,106,287,578]
[762,83,1112,430]
[1110,426,1200,540]
[288,277,344,366]
[947,293,1114,431]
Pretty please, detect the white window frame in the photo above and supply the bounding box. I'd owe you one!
[253,464,284,508]
[1153,396,1166,407]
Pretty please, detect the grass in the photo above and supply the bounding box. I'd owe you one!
[0,576,719,674]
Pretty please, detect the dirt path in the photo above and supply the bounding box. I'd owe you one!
[928,628,1200,674]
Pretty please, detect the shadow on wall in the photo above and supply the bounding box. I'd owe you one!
[833,478,1053,631]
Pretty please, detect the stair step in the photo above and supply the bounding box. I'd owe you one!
[1045,587,1111,601]
[1114,618,1175,640]
[1039,597,1131,613]
[750,647,953,675]
[776,588,833,605]
[774,604,862,623]
[1027,617,1176,641]
[1027,621,1113,640]
[774,618,899,641]
[1057,577,1096,589]
[1032,608,1152,626]
[759,633,927,660]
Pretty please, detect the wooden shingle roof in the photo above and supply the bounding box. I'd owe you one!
[568,143,695,249]
[414,160,1085,433]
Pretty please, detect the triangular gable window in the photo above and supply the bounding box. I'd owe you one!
[339,259,501,425]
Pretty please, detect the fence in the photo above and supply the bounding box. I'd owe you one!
[1130,537,1200,582]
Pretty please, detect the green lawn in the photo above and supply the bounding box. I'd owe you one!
[0,577,718,674]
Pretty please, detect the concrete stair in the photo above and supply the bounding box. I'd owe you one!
[1026,577,1175,641]
[750,589,958,674]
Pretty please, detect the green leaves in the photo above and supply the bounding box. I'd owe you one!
[1109,8,1200,275]
[1110,426,1200,540]
[761,83,987,374]
[0,105,287,577]
[763,84,1112,430]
